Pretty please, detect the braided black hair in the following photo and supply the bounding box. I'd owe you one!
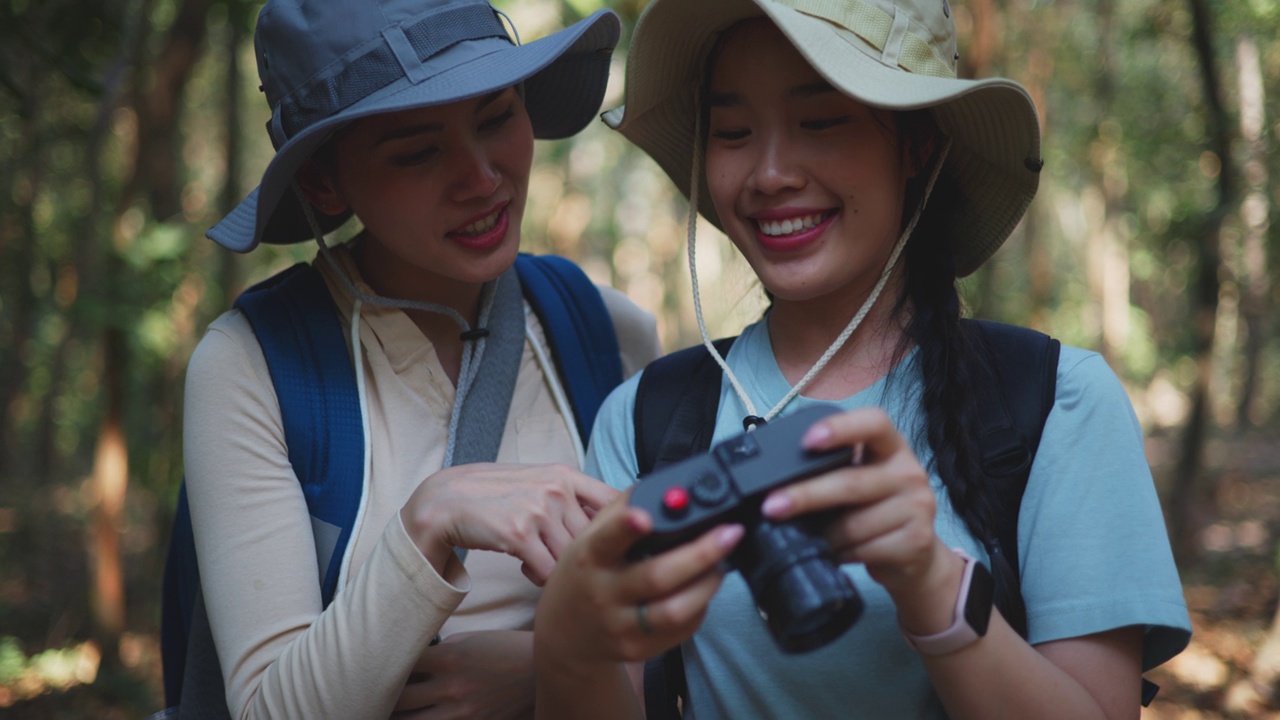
[891,112,1026,633]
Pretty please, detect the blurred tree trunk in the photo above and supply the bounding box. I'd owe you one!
[83,11,143,665]
[0,76,40,476]
[1083,0,1132,366]
[1232,35,1270,429]
[123,0,216,220]
[90,326,129,651]
[216,0,249,311]
[1017,2,1053,330]
[1222,33,1276,716]
[1168,0,1234,564]
[961,0,999,318]
[86,0,212,662]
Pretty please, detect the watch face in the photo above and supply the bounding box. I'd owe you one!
[964,560,996,637]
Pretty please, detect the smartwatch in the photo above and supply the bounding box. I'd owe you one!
[901,549,994,656]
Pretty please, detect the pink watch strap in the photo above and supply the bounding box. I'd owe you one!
[901,549,984,656]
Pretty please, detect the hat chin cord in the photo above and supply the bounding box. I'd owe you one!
[296,184,511,467]
[684,108,952,429]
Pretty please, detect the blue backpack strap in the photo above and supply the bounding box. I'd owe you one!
[234,262,364,607]
[160,262,363,711]
[160,482,198,708]
[514,253,622,443]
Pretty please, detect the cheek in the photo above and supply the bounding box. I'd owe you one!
[704,149,745,217]
[501,121,535,189]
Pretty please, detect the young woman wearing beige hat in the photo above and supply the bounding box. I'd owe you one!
[533,1,1190,717]
[168,0,661,718]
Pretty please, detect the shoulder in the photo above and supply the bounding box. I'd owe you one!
[1019,345,1191,662]
[595,284,662,378]
[1032,343,1147,463]
[1049,345,1142,434]
[187,310,270,393]
[584,371,644,490]
[185,310,279,429]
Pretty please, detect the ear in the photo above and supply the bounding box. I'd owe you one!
[294,159,349,216]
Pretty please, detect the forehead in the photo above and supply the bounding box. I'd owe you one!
[709,19,820,89]
[344,88,514,138]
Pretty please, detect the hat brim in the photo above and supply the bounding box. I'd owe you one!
[603,0,1041,276]
[210,9,620,253]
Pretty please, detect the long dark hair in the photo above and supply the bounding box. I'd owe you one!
[893,113,1023,629]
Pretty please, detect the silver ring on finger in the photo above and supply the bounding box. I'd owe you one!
[636,602,656,635]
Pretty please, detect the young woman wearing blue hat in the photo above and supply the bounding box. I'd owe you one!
[533,1,1190,718]
[177,1,659,718]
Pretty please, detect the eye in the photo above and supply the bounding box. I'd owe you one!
[479,107,515,131]
[392,147,439,167]
[801,116,852,131]
[710,128,750,142]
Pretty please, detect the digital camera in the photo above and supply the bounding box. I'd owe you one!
[628,403,863,653]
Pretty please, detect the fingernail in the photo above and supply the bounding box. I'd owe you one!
[801,423,831,448]
[761,494,791,517]
[626,509,649,533]
[718,524,744,550]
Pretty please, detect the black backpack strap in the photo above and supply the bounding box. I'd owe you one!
[633,338,734,720]
[961,318,1059,640]
[159,482,199,709]
[964,319,1158,705]
[642,642,688,720]
[634,338,736,477]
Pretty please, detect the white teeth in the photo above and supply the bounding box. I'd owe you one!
[458,209,500,235]
[757,213,826,237]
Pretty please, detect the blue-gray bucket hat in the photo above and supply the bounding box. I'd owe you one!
[209,0,620,253]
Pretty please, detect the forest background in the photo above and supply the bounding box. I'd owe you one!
[0,0,1277,716]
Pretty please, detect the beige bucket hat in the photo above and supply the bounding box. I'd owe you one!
[603,0,1042,276]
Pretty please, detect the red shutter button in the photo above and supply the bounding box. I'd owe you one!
[662,487,690,515]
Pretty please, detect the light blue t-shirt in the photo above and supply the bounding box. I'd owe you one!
[585,320,1191,719]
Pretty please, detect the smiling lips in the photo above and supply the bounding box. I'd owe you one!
[752,210,836,252]
[448,203,510,250]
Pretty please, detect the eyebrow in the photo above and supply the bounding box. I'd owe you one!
[373,89,509,145]
[707,81,837,108]
[791,81,837,98]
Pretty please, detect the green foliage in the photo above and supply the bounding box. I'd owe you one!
[562,0,609,16]
[0,637,25,685]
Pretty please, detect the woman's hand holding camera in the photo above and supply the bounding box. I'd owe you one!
[535,495,744,665]
[760,407,966,634]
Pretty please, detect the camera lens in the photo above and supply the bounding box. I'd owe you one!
[733,518,863,653]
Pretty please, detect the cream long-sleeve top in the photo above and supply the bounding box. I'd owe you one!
[182,244,661,719]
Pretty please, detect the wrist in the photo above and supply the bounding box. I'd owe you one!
[899,548,995,656]
[886,542,966,635]
[534,633,615,681]
[400,504,455,573]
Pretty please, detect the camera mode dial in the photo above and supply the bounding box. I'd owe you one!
[690,472,730,506]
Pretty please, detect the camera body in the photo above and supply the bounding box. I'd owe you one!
[629,403,864,653]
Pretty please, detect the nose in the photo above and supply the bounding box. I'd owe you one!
[451,142,501,201]
[748,130,804,196]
